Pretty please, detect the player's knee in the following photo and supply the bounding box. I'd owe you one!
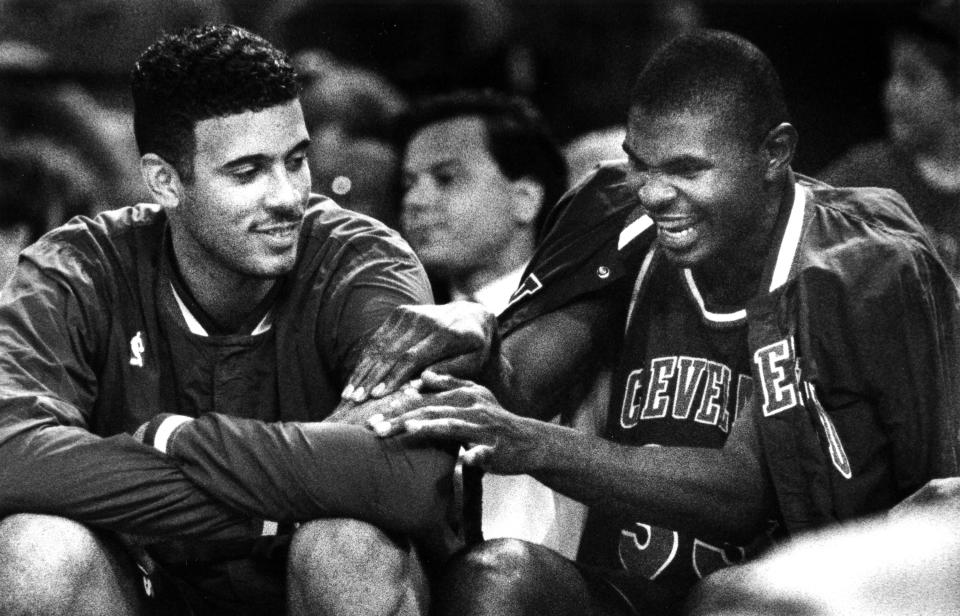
[291,518,413,583]
[0,514,120,614]
[434,538,589,616]
[436,539,539,603]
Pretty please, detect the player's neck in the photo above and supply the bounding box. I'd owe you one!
[693,186,786,307]
[170,238,276,333]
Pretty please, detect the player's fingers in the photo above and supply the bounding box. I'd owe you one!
[402,416,483,443]
[370,405,481,439]
[344,330,412,401]
[419,370,474,391]
[460,443,495,468]
[358,333,472,401]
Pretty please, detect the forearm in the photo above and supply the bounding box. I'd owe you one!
[524,421,773,543]
[163,413,458,536]
[0,410,252,540]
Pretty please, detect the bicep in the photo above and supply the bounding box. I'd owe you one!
[324,251,433,381]
[498,296,620,421]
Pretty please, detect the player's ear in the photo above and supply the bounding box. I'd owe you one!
[759,122,797,181]
[510,177,544,226]
[140,154,184,209]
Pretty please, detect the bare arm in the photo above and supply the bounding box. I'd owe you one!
[372,372,773,545]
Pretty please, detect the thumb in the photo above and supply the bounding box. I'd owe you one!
[460,443,495,468]
[420,369,470,391]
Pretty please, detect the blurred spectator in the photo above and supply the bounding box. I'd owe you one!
[563,125,627,187]
[0,38,147,209]
[819,0,960,281]
[295,49,408,228]
[0,136,103,285]
[397,89,566,309]
[397,89,580,550]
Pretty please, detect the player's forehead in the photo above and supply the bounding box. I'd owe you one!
[625,106,746,164]
[192,100,308,166]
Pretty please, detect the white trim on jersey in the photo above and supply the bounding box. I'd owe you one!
[170,283,274,336]
[171,283,208,335]
[682,269,747,325]
[769,182,807,292]
[625,248,658,334]
[618,215,654,251]
[680,181,807,325]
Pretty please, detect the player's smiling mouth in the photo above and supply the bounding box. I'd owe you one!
[655,218,700,250]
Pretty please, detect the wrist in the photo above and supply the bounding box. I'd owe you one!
[133,414,194,454]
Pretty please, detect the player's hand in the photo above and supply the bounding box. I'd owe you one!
[367,371,542,475]
[889,477,960,518]
[343,302,498,403]
[324,380,425,426]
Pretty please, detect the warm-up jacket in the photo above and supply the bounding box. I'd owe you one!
[0,198,458,555]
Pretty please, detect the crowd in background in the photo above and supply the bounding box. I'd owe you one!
[3,0,955,282]
[0,1,958,613]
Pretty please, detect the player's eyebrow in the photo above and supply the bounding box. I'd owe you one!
[621,142,710,174]
[221,138,312,171]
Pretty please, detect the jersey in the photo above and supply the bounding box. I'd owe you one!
[500,162,960,608]
[0,197,459,551]
[577,257,756,598]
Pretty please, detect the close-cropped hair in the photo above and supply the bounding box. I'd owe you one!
[630,29,791,149]
[396,89,568,238]
[131,24,301,181]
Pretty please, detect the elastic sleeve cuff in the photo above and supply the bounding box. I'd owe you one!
[133,414,194,454]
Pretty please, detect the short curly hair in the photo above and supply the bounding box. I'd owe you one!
[630,30,790,150]
[132,24,300,181]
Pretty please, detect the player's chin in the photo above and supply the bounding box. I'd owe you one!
[660,244,710,269]
[248,249,299,278]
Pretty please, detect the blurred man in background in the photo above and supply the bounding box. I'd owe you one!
[396,89,587,553]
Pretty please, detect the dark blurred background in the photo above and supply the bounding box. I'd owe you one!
[0,0,923,216]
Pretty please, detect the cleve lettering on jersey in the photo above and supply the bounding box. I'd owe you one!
[620,369,645,428]
[619,355,750,432]
[726,374,754,433]
[753,337,800,417]
[641,357,677,420]
[672,357,708,420]
[694,361,731,427]
[618,523,679,580]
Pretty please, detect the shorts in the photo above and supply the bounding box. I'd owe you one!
[140,537,290,616]
[574,562,694,616]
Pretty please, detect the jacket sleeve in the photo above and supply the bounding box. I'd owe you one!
[144,414,458,545]
[0,255,255,540]
[852,239,960,491]
[786,228,960,524]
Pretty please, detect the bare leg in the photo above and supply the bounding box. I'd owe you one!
[0,514,147,616]
[286,518,428,616]
[432,538,633,616]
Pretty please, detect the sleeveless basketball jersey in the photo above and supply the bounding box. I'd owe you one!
[577,260,754,595]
